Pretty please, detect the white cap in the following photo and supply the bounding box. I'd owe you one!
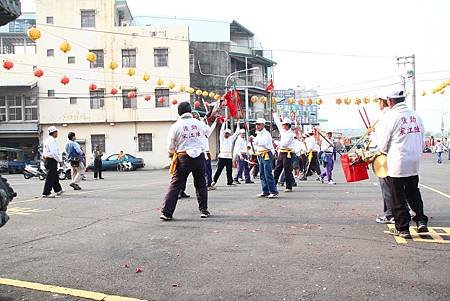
[239,129,246,134]
[224,129,232,134]
[281,117,292,125]
[48,126,58,134]
[387,90,406,99]
[256,118,266,124]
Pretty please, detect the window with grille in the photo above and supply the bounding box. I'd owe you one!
[122,49,136,67]
[90,89,105,109]
[68,56,75,64]
[189,50,195,73]
[154,48,168,67]
[46,16,54,24]
[91,134,105,152]
[47,90,55,97]
[138,134,153,151]
[0,96,6,122]
[24,96,38,121]
[70,97,77,104]
[89,49,104,68]
[81,10,95,28]
[47,49,54,56]
[7,96,23,121]
[155,88,169,107]
[122,89,137,109]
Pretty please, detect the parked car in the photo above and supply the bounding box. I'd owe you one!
[86,153,145,171]
[0,147,33,174]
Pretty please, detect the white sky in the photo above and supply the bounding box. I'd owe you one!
[20,0,450,132]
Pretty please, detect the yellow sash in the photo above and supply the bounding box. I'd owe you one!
[279,149,293,158]
[257,150,271,161]
[169,152,187,175]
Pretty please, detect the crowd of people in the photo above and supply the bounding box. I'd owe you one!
[161,91,430,239]
[40,90,431,240]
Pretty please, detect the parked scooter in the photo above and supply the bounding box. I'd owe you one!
[23,163,47,180]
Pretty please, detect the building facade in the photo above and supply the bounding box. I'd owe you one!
[0,13,38,160]
[35,0,191,168]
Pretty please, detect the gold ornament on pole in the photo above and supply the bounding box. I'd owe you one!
[109,60,118,70]
[127,68,136,76]
[86,52,97,62]
[142,73,150,82]
[59,40,71,53]
[27,27,41,41]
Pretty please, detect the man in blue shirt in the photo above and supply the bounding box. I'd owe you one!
[65,132,84,190]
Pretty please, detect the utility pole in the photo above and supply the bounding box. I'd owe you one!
[396,54,416,110]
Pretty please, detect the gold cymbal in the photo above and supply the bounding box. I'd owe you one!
[372,154,388,178]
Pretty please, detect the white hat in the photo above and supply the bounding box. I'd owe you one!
[224,129,232,134]
[387,90,406,99]
[239,129,245,134]
[48,126,58,134]
[281,117,292,125]
[255,118,266,124]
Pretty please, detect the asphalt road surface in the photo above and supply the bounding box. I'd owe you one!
[1,154,449,301]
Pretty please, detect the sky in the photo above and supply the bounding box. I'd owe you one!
[20,0,450,133]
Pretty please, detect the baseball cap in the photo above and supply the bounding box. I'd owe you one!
[239,129,245,134]
[387,90,406,99]
[255,118,266,124]
[224,129,232,134]
[48,126,58,134]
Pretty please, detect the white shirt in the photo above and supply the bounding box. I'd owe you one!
[233,135,248,157]
[273,113,295,150]
[305,136,320,152]
[253,128,275,153]
[435,142,445,153]
[320,137,334,152]
[377,102,425,177]
[43,135,62,163]
[203,121,217,153]
[218,122,240,159]
[295,139,307,155]
[167,113,209,158]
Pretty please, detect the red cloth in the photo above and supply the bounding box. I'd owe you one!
[223,90,238,117]
[265,79,274,93]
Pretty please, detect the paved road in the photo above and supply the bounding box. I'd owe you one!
[0,155,449,301]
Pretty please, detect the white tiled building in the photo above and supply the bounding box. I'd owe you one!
[35,0,191,168]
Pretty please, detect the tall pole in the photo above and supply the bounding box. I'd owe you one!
[412,54,416,111]
[396,54,416,111]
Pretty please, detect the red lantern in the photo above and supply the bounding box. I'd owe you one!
[128,91,136,99]
[34,68,44,77]
[171,99,178,105]
[60,76,69,85]
[89,83,97,91]
[110,88,118,95]
[144,95,151,101]
[3,60,13,70]
[158,96,165,103]
[298,99,304,105]
[194,100,201,108]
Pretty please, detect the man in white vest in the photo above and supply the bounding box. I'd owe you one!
[377,91,428,239]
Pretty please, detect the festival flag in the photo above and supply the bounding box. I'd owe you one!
[223,90,238,117]
[265,79,274,93]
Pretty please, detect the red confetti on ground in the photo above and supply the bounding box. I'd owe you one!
[135,267,142,273]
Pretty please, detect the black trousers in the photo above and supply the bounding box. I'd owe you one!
[213,158,233,185]
[387,175,428,231]
[42,158,62,195]
[305,152,321,177]
[93,158,102,179]
[299,154,307,173]
[162,155,207,217]
[273,152,295,189]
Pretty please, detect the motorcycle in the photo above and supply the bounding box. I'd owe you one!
[0,175,17,228]
[23,163,47,180]
[23,161,69,181]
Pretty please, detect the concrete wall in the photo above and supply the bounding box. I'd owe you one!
[41,121,174,169]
